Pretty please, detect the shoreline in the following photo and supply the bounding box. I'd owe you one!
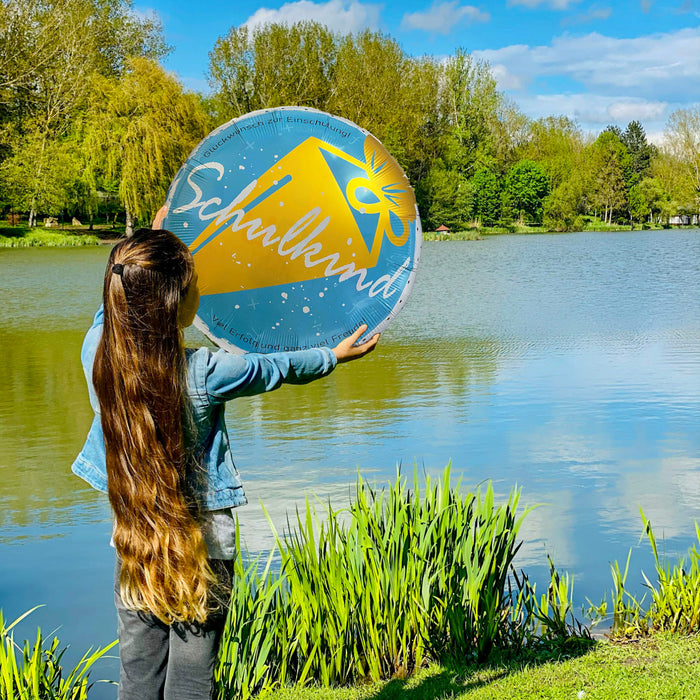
[1,224,698,248]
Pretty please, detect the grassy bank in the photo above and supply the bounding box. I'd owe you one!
[4,624,699,699]
[0,224,122,247]
[264,633,700,699]
[422,219,687,239]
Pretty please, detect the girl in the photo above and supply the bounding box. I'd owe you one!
[71,227,379,700]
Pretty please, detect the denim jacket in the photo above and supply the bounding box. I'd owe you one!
[71,307,337,510]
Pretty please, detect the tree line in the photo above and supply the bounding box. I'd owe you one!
[1,0,698,234]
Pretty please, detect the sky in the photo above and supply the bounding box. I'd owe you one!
[135,0,700,141]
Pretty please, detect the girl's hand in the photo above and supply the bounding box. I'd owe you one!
[152,205,168,229]
[333,325,380,364]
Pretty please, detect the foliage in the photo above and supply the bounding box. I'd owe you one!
[521,117,583,190]
[543,177,585,231]
[421,165,472,231]
[470,169,501,225]
[637,176,670,223]
[504,160,550,224]
[1,11,697,230]
[0,0,167,225]
[587,131,631,224]
[588,511,700,638]
[439,51,505,176]
[215,465,591,698]
[0,607,116,699]
[663,107,700,214]
[209,23,441,185]
[0,231,100,247]
[79,58,211,230]
[621,120,655,183]
[209,22,336,117]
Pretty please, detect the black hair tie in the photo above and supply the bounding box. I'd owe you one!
[112,263,124,275]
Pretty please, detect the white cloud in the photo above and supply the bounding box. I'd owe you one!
[474,27,700,102]
[608,99,668,122]
[243,0,382,33]
[489,63,524,90]
[401,2,490,34]
[510,92,673,133]
[508,0,581,9]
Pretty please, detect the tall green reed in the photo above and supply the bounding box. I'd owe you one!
[588,510,700,637]
[216,464,577,699]
[0,607,116,699]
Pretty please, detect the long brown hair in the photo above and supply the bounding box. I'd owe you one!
[94,228,215,624]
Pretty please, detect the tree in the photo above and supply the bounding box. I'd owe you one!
[627,184,648,224]
[208,24,440,188]
[636,177,668,223]
[439,50,505,177]
[0,0,167,224]
[586,131,630,224]
[470,168,501,225]
[0,126,80,219]
[522,116,584,190]
[208,22,336,118]
[420,165,472,231]
[621,120,655,184]
[664,108,700,216]
[80,58,211,235]
[543,176,584,231]
[504,159,550,223]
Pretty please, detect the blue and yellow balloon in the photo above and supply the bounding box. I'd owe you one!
[161,107,422,354]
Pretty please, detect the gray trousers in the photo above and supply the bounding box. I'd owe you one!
[114,558,232,700]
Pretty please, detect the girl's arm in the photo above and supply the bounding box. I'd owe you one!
[203,325,379,404]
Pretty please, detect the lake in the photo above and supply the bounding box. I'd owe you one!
[1,230,699,695]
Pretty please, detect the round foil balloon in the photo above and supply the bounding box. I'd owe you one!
[162,106,422,354]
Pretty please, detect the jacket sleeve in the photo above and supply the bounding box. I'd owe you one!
[203,346,337,405]
[80,306,105,415]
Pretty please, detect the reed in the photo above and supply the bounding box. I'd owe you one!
[588,510,700,638]
[0,607,116,699]
[216,465,585,698]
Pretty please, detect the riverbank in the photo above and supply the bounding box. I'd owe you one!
[0,223,123,247]
[423,220,690,240]
[265,633,700,699]
[2,222,695,247]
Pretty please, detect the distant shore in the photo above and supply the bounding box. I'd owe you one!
[1,222,697,248]
[423,222,697,241]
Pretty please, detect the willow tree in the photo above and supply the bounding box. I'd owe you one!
[0,0,166,224]
[80,58,211,235]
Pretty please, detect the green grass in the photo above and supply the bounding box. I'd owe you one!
[0,228,100,247]
[422,219,686,238]
[423,230,485,241]
[0,222,127,246]
[262,634,700,699]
